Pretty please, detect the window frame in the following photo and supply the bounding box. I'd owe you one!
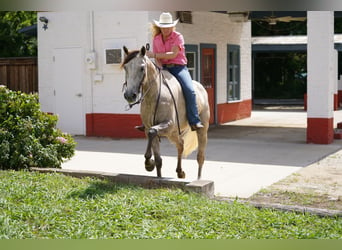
[185,44,198,81]
[227,44,241,102]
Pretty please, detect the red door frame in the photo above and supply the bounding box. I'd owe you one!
[200,44,216,124]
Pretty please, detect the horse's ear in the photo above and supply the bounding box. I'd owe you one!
[140,46,146,57]
[123,46,129,55]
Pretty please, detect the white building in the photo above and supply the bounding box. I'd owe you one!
[38,11,340,144]
[38,11,252,138]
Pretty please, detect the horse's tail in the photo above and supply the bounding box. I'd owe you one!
[182,130,198,157]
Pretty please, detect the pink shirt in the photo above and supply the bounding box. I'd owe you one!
[153,31,187,65]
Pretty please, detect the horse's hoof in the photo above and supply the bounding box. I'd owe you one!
[157,169,162,178]
[145,159,155,172]
[177,171,186,179]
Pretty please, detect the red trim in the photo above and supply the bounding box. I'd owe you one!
[307,117,334,144]
[334,131,342,139]
[85,100,252,138]
[338,122,342,129]
[304,93,307,111]
[334,93,339,110]
[86,113,145,138]
[338,90,342,108]
[217,99,252,124]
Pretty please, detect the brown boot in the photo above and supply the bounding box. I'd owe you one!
[190,122,204,131]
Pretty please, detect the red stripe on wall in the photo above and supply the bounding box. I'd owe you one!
[217,99,252,124]
[307,117,334,144]
[86,113,145,138]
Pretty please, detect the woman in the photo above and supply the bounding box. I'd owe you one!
[146,12,204,131]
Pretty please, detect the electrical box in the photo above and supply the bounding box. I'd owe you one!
[85,52,96,69]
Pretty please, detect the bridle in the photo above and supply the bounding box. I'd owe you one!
[122,61,151,110]
[123,54,181,135]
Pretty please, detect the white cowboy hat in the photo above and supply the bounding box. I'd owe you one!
[153,12,179,28]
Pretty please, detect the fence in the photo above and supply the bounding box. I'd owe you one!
[0,57,38,93]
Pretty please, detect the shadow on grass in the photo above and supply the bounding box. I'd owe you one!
[67,180,140,199]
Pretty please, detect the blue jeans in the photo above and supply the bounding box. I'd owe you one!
[166,65,201,125]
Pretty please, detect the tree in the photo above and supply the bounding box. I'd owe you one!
[252,20,307,36]
[0,11,37,57]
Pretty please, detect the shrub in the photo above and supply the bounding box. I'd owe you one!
[0,86,76,170]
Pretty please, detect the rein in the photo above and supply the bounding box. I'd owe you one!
[158,70,181,136]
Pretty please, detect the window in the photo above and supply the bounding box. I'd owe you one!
[227,44,240,101]
[186,52,196,79]
[185,45,198,80]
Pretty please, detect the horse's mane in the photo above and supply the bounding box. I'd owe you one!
[121,50,140,68]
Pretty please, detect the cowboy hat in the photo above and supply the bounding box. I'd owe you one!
[153,12,179,28]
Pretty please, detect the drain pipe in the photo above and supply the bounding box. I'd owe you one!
[89,11,95,53]
[89,10,95,134]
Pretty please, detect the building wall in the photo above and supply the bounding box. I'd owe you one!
[176,12,252,124]
[38,11,252,137]
[38,12,90,115]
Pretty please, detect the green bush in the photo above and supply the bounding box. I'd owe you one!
[0,86,76,170]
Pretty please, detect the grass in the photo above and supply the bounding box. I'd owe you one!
[249,189,342,211]
[0,170,342,239]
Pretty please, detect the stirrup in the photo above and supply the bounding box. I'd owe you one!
[135,124,145,132]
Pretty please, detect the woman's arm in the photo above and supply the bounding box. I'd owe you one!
[147,45,180,60]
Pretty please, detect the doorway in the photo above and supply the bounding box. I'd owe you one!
[53,47,85,135]
[200,44,216,124]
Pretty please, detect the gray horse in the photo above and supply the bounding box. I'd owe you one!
[122,46,210,179]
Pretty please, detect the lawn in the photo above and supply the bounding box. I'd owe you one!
[0,170,341,239]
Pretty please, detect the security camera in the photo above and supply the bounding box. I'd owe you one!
[39,16,49,30]
[39,16,48,24]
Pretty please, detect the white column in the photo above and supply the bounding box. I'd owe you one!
[307,11,335,144]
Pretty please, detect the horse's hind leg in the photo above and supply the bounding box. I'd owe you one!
[175,140,186,179]
[196,126,208,179]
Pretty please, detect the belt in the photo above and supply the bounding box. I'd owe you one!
[163,64,185,68]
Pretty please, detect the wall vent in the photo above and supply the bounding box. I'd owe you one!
[177,11,192,24]
[105,48,122,64]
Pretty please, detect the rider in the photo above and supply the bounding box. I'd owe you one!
[138,12,204,131]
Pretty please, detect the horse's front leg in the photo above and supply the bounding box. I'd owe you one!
[144,128,157,173]
[144,121,171,177]
[151,137,162,178]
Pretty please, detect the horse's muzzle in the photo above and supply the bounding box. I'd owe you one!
[124,91,137,104]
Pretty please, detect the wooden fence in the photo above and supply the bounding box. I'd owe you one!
[0,57,38,93]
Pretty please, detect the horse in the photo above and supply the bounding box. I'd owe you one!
[122,46,210,179]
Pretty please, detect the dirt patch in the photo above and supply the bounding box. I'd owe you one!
[248,149,342,211]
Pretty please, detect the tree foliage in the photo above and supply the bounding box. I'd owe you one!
[252,21,307,37]
[0,11,37,57]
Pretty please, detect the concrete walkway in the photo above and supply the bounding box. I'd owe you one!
[62,109,342,198]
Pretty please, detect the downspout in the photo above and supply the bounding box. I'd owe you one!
[89,10,95,135]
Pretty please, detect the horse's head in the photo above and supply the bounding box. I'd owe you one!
[122,46,147,104]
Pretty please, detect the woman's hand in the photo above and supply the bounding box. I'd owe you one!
[146,51,155,58]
